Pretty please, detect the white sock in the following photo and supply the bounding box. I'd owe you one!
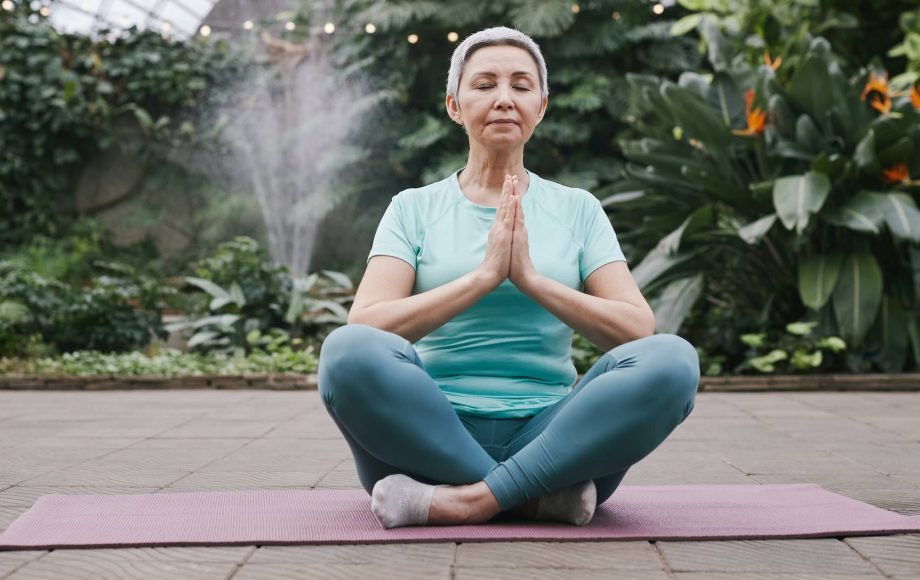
[534,479,597,526]
[370,473,448,529]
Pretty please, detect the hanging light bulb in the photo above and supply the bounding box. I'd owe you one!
[161,21,171,33]
[652,3,664,14]
[243,20,253,30]
[612,11,621,20]
[365,23,376,34]
[199,25,211,37]
[447,31,458,42]
[407,34,418,44]
[39,6,50,16]
[1,0,13,10]
[285,21,296,31]
[571,3,580,13]
[323,22,334,33]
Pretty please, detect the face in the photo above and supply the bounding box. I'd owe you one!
[446,44,548,151]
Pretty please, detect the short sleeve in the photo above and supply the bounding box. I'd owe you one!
[579,197,627,281]
[367,194,418,270]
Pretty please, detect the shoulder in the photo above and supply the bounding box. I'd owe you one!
[388,174,458,221]
[537,175,600,208]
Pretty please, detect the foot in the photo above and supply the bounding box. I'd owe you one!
[427,482,501,525]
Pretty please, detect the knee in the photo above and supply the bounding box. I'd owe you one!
[318,324,382,404]
[638,334,700,412]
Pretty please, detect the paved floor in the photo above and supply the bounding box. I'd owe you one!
[0,390,918,579]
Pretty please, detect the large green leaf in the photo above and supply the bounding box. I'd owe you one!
[798,253,844,310]
[867,294,910,372]
[737,213,777,244]
[853,129,880,174]
[879,192,920,243]
[661,82,732,150]
[773,172,831,234]
[767,94,796,138]
[652,274,704,334]
[786,38,835,121]
[631,248,695,290]
[831,252,883,348]
[820,191,884,234]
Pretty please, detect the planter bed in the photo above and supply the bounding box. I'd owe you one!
[0,373,918,391]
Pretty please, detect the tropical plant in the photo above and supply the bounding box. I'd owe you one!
[609,35,920,372]
[735,320,847,374]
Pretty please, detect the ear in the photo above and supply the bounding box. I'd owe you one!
[537,95,548,123]
[445,94,462,124]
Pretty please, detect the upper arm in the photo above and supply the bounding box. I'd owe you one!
[347,255,416,324]
[583,261,656,334]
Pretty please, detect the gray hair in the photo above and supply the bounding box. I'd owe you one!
[446,26,549,104]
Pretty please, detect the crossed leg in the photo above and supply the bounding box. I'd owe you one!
[317,323,699,523]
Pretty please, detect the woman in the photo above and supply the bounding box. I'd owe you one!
[318,26,700,529]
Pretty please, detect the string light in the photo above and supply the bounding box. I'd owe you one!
[1,0,12,10]
[407,34,418,44]
[161,21,171,33]
[447,31,458,42]
[365,23,376,34]
[243,20,253,30]
[652,3,664,14]
[612,11,621,20]
[323,22,334,33]
[571,3,580,13]
[39,6,49,16]
[285,21,296,31]
[199,25,211,37]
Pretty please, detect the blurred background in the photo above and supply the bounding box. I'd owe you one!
[1,0,919,379]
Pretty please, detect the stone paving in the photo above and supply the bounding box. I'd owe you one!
[0,389,918,579]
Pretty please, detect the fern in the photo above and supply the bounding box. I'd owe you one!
[507,0,576,37]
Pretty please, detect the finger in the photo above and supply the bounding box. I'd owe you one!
[499,175,510,219]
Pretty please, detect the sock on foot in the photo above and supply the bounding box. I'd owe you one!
[370,474,449,529]
[534,479,597,526]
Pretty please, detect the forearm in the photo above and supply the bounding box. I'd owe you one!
[519,274,655,352]
[348,270,498,344]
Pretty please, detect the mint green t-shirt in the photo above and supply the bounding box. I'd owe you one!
[366,167,627,418]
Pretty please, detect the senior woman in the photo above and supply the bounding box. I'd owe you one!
[318,26,700,529]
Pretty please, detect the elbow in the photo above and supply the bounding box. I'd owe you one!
[636,309,656,339]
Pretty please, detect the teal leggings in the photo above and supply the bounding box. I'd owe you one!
[318,323,700,512]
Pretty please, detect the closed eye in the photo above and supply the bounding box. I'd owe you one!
[476,85,530,91]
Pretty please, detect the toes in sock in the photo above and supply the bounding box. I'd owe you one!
[371,474,447,529]
[534,479,597,526]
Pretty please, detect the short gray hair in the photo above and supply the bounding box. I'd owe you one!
[446,26,549,104]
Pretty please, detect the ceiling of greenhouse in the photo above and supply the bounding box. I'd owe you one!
[45,0,220,38]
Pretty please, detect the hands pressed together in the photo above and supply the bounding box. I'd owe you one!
[479,174,539,290]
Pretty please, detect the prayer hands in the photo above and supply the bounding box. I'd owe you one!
[508,175,539,290]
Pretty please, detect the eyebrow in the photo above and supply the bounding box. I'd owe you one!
[470,71,535,80]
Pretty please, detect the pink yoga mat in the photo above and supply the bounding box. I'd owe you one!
[1,483,919,550]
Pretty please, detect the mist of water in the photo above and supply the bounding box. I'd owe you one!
[220,38,379,277]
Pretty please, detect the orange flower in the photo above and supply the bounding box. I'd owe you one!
[882,163,911,184]
[912,85,920,109]
[733,89,768,136]
[763,50,782,71]
[861,70,892,115]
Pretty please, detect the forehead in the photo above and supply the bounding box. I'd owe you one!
[465,45,538,78]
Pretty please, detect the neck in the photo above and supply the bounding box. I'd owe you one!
[458,148,529,201]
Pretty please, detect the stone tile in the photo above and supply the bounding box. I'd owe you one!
[12,437,142,449]
[20,469,189,487]
[262,415,342,439]
[658,538,879,574]
[0,486,160,507]
[0,551,48,578]
[455,541,662,569]
[154,420,277,439]
[620,470,756,485]
[35,546,251,564]
[235,562,451,580]
[128,438,251,451]
[6,559,238,579]
[159,471,322,491]
[248,543,454,564]
[195,458,337,473]
[52,421,183,439]
[845,534,920,576]
[81,449,233,472]
[0,505,29,532]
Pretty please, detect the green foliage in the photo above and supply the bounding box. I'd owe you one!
[888,7,920,89]
[168,237,354,355]
[0,346,317,377]
[571,331,604,375]
[735,320,847,374]
[0,2,246,247]
[613,35,920,372]
[323,0,701,249]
